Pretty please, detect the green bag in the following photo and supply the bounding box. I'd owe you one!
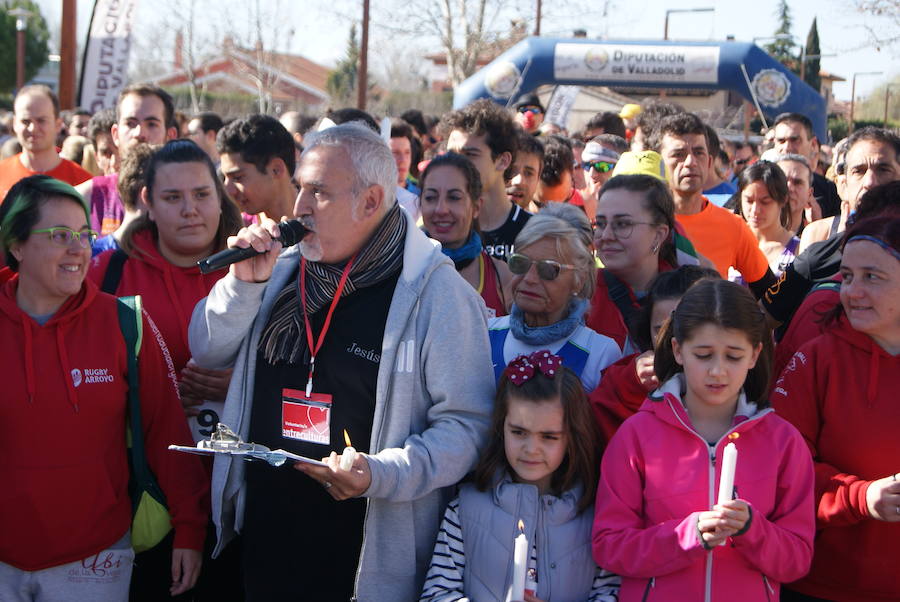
[117,295,172,553]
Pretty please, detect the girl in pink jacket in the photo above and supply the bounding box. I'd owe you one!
[592,279,815,601]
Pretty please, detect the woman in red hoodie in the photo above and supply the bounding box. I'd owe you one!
[773,216,900,602]
[89,140,242,601]
[0,175,209,600]
[90,139,243,441]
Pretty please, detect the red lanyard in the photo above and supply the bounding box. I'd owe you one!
[300,255,356,397]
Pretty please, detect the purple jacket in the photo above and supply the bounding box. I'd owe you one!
[592,375,815,602]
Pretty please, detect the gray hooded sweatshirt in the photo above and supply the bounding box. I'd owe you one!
[188,210,496,601]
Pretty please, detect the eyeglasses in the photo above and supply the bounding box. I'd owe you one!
[517,106,543,115]
[32,227,98,249]
[508,253,576,281]
[582,161,615,173]
[592,218,656,240]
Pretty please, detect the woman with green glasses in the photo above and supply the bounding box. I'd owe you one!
[487,202,621,392]
[0,175,208,601]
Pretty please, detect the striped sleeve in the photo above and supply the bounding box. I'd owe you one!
[588,565,621,602]
[419,497,468,602]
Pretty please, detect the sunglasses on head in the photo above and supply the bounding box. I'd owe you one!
[508,253,576,281]
[517,106,543,115]
[582,161,615,173]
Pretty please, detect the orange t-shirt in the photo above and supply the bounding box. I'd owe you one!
[0,153,92,202]
[676,198,769,281]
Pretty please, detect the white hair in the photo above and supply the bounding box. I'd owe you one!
[302,121,397,211]
[514,202,597,299]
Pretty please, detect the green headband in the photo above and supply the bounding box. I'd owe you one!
[0,176,91,248]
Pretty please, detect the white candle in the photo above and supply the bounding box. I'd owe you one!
[340,429,357,471]
[717,442,738,506]
[511,520,527,602]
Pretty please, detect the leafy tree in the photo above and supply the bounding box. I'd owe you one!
[764,0,799,74]
[0,0,50,93]
[803,18,821,92]
[327,24,360,104]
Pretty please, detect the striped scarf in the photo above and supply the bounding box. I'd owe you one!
[259,203,407,364]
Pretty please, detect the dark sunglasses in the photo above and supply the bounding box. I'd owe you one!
[517,106,543,115]
[582,161,615,173]
[508,253,576,281]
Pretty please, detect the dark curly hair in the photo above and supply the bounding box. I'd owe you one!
[440,98,518,181]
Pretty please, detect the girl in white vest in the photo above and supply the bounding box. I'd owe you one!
[420,351,619,602]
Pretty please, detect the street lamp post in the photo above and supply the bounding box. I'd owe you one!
[849,71,883,134]
[664,8,714,41]
[9,7,30,91]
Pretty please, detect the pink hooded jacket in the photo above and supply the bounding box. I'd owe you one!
[592,375,815,602]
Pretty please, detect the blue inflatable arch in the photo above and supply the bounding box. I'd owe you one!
[453,37,826,141]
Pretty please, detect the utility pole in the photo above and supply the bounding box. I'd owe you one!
[357,0,369,110]
[59,0,76,109]
[534,0,541,36]
[886,84,898,127]
[849,71,882,134]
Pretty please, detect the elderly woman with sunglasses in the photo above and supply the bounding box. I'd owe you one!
[0,175,208,601]
[487,202,621,392]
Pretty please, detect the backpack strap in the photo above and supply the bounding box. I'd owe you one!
[101,248,129,295]
[117,295,167,510]
[601,269,640,329]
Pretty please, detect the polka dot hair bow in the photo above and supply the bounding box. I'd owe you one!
[503,350,563,386]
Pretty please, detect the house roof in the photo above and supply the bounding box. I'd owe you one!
[819,70,846,82]
[153,42,332,104]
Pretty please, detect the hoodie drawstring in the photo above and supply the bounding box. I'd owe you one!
[56,325,80,413]
[20,315,35,404]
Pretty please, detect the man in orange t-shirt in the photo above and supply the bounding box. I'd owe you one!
[0,85,91,201]
[654,112,776,298]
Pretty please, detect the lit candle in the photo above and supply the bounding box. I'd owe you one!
[717,440,738,506]
[339,429,357,471]
[511,520,527,602]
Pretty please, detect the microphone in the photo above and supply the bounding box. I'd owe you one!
[197,219,311,274]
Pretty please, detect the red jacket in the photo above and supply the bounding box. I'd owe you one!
[89,229,228,373]
[587,262,675,351]
[594,376,815,602]
[0,277,209,570]
[772,281,840,382]
[772,315,900,601]
[589,353,652,448]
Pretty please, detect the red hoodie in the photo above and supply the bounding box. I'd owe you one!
[590,352,653,448]
[772,281,840,382]
[772,314,900,601]
[0,277,209,570]
[89,229,228,373]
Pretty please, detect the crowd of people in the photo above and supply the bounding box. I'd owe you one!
[0,80,898,602]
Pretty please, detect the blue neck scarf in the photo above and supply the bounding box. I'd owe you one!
[439,230,482,269]
[509,298,589,345]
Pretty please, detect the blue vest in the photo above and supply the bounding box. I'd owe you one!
[488,327,589,383]
[457,476,597,602]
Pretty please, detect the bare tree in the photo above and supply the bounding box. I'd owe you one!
[224,0,297,113]
[851,0,900,52]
